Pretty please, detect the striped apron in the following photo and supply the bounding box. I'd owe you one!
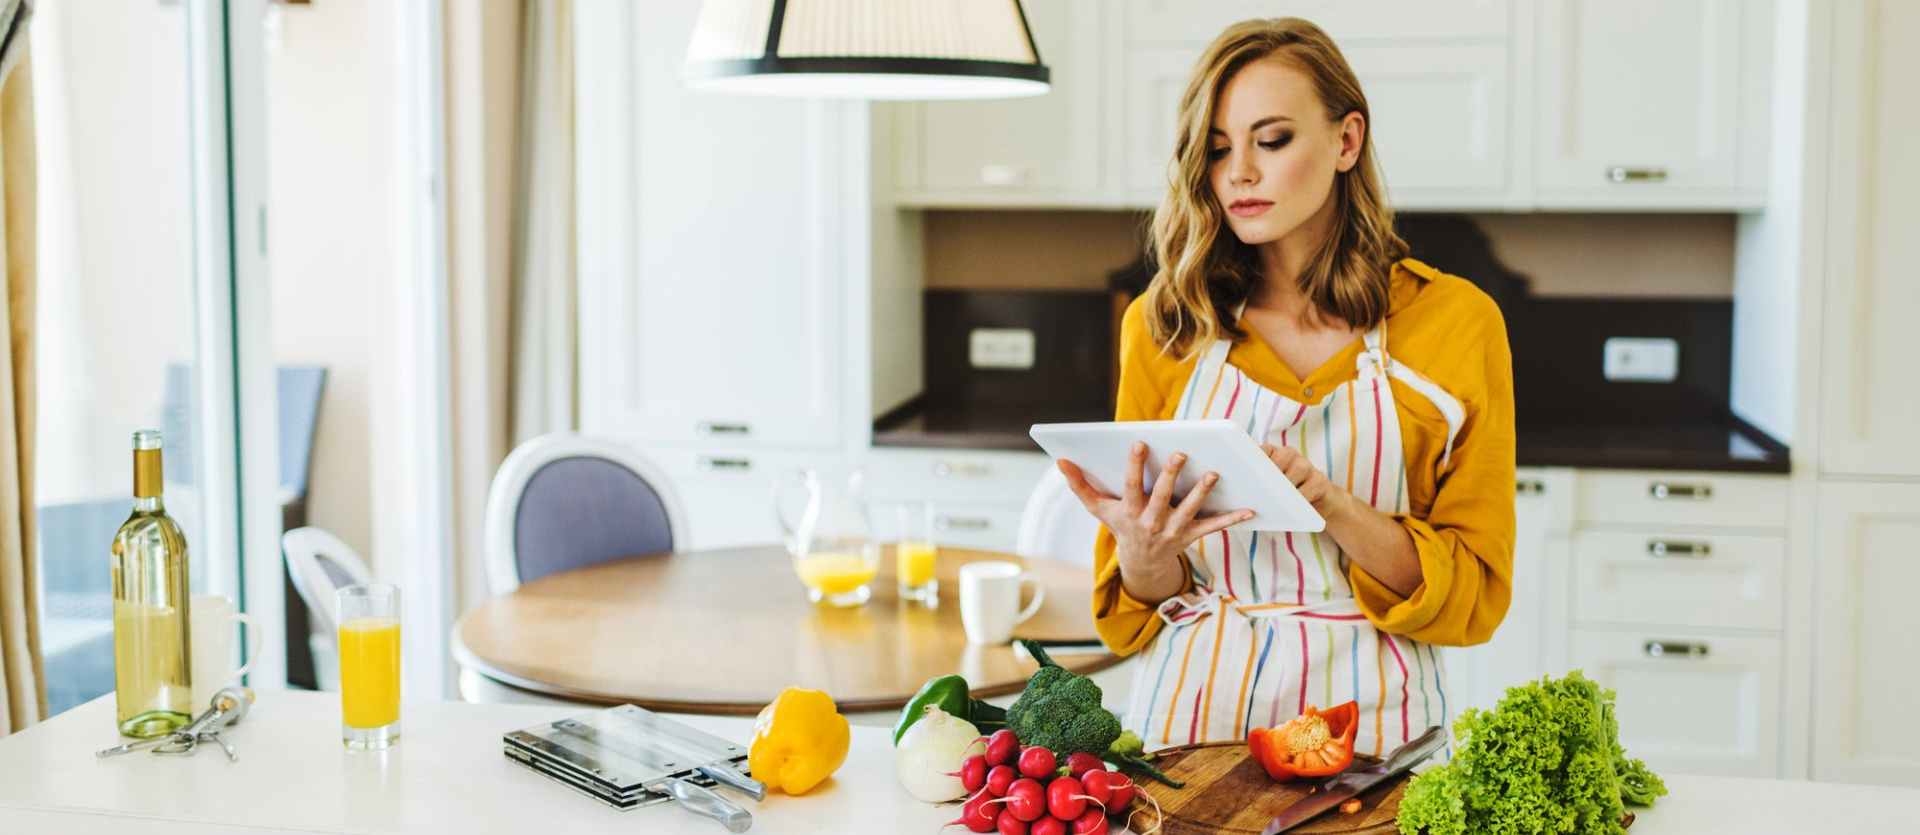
[1122,321,1463,757]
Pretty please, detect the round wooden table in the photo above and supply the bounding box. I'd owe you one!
[451,545,1122,714]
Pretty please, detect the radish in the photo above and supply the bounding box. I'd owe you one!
[1030,816,1067,835]
[1046,775,1087,820]
[944,790,1000,834]
[1064,752,1104,779]
[1069,808,1108,835]
[1017,745,1057,780]
[1004,777,1048,822]
[1077,769,1114,809]
[1107,777,1137,813]
[995,812,1031,835]
[960,754,988,793]
[986,764,1017,797]
[985,729,1021,766]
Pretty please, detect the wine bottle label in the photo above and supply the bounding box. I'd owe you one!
[134,448,163,498]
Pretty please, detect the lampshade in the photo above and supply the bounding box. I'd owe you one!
[684,0,1051,100]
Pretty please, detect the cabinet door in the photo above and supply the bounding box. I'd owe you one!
[1571,529,1786,631]
[577,2,845,447]
[647,447,849,551]
[1812,481,1920,787]
[891,0,1106,205]
[1442,472,1552,716]
[1124,44,1512,207]
[1533,0,1766,207]
[1127,0,1509,44]
[1818,0,1920,477]
[1571,628,1782,778]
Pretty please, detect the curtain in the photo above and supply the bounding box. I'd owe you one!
[0,0,40,737]
[508,0,574,445]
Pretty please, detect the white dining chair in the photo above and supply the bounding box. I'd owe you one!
[281,526,375,692]
[1014,467,1100,568]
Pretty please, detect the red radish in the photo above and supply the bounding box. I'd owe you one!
[1107,777,1137,813]
[1064,752,1104,779]
[995,812,1031,835]
[1004,777,1048,822]
[1030,816,1067,835]
[1069,808,1108,835]
[960,754,989,793]
[986,764,1018,797]
[985,729,1021,766]
[1077,769,1114,809]
[946,790,1000,833]
[1017,745,1057,779]
[1046,775,1087,820]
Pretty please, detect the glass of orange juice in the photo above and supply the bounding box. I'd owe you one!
[895,502,939,604]
[336,583,401,750]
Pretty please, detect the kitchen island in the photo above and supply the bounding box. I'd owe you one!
[0,691,1911,833]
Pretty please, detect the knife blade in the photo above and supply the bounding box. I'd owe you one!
[1259,725,1447,835]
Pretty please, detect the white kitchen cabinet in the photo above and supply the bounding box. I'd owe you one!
[1125,0,1510,44]
[1570,628,1783,779]
[646,447,849,551]
[890,0,1108,207]
[864,447,1053,554]
[1571,529,1786,631]
[1811,481,1920,788]
[1816,0,1920,477]
[1441,469,1559,718]
[1531,0,1771,209]
[575,1,856,450]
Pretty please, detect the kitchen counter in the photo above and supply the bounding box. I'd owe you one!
[875,402,1789,473]
[6,690,1911,833]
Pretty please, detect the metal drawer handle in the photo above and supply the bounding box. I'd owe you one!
[935,516,990,532]
[933,461,992,478]
[1516,480,1545,496]
[980,163,1032,186]
[1647,540,1711,558]
[1607,166,1669,183]
[697,457,751,471]
[1648,482,1712,500]
[1644,640,1709,659]
[696,422,751,436]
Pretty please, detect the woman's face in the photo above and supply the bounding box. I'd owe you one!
[1207,56,1363,249]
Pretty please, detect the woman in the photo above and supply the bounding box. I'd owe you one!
[1059,18,1515,757]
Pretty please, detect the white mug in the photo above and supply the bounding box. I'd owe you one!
[958,561,1045,646]
[190,594,261,706]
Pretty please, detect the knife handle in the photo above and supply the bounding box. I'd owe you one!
[1379,726,1447,774]
[660,776,753,832]
[698,763,769,802]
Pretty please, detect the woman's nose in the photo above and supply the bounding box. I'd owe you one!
[1226,149,1257,184]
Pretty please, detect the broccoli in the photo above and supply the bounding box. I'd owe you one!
[1006,640,1123,757]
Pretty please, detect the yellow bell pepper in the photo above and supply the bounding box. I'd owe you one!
[748,686,850,795]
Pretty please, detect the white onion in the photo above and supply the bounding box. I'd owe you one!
[894,705,981,802]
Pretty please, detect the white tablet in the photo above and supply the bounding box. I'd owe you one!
[1029,420,1326,533]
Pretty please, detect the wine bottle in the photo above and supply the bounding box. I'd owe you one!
[111,429,192,738]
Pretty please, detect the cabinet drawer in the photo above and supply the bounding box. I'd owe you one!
[1572,530,1786,631]
[649,448,846,551]
[1573,470,1788,530]
[865,448,1052,506]
[924,505,1026,554]
[1570,629,1781,778]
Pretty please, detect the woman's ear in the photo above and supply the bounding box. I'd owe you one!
[1335,111,1366,173]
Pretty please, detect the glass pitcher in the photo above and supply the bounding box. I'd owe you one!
[773,469,880,607]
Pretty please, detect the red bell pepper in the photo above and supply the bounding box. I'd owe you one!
[1247,700,1359,782]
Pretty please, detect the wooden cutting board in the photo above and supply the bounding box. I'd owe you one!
[1116,743,1408,835]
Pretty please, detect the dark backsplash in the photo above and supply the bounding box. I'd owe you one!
[924,289,1113,410]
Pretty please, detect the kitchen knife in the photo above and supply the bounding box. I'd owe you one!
[1258,725,1447,835]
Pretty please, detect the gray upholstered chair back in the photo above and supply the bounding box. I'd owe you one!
[511,456,675,587]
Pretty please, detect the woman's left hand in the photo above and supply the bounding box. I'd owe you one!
[1260,444,1351,521]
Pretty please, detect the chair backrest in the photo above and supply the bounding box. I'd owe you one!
[1015,467,1101,568]
[484,433,687,596]
[282,526,375,637]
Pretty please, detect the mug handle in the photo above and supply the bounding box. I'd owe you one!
[1013,573,1046,625]
[226,613,263,679]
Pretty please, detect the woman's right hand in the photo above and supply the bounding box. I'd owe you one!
[1057,442,1254,604]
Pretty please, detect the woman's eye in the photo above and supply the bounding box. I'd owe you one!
[1206,146,1230,161]
[1258,134,1293,150]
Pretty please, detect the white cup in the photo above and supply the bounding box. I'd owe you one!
[190,594,261,706]
[958,561,1045,646]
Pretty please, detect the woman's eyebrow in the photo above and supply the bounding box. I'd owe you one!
[1208,115,1295,136]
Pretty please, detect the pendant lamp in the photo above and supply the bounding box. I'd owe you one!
[684,0,1051,100]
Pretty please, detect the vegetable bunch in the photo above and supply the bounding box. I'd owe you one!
[943,728,1140,835]
[1007,641,1182,788]
[1395,671,1668,835]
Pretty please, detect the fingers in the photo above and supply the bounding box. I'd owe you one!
[1188,508,1254,540]
[1147,451,1186,511]
[1167,468,1217,528]
[1122,442,1147,510]
[1055,460,1111,510]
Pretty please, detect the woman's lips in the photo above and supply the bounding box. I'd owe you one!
[1229,200,1273,217]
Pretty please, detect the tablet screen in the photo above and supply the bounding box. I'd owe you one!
[1029,420,1326,532]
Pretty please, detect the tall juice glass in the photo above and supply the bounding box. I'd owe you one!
[895,502,938,604]
[337,583,400,750]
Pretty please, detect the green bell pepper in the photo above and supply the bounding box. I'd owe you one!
[892,674,1008,745]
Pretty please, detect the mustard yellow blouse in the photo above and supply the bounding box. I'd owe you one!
[1093,258,1516,653]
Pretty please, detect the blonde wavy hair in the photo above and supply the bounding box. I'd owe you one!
[1143,18,1408,360]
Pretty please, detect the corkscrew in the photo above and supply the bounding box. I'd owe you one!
[97,687,254,762]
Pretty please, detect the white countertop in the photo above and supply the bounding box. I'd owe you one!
[0,690,1914,834]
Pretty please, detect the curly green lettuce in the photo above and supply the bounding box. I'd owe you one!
[1397,671,1667,835]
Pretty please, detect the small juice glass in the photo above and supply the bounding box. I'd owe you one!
[895,502,939,604]
[336,583,401,750]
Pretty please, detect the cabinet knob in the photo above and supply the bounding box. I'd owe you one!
[1516,480,1545,496]
[935,516,990,532]
[933,461,991,478]
[1648,482,1712,500]
[979,164,1033,186]
[697,422,751,437]
[1607,166,1669,183]
[1644,640,1709,659]
[697,457,752,471]
[1647,539,1711,558]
